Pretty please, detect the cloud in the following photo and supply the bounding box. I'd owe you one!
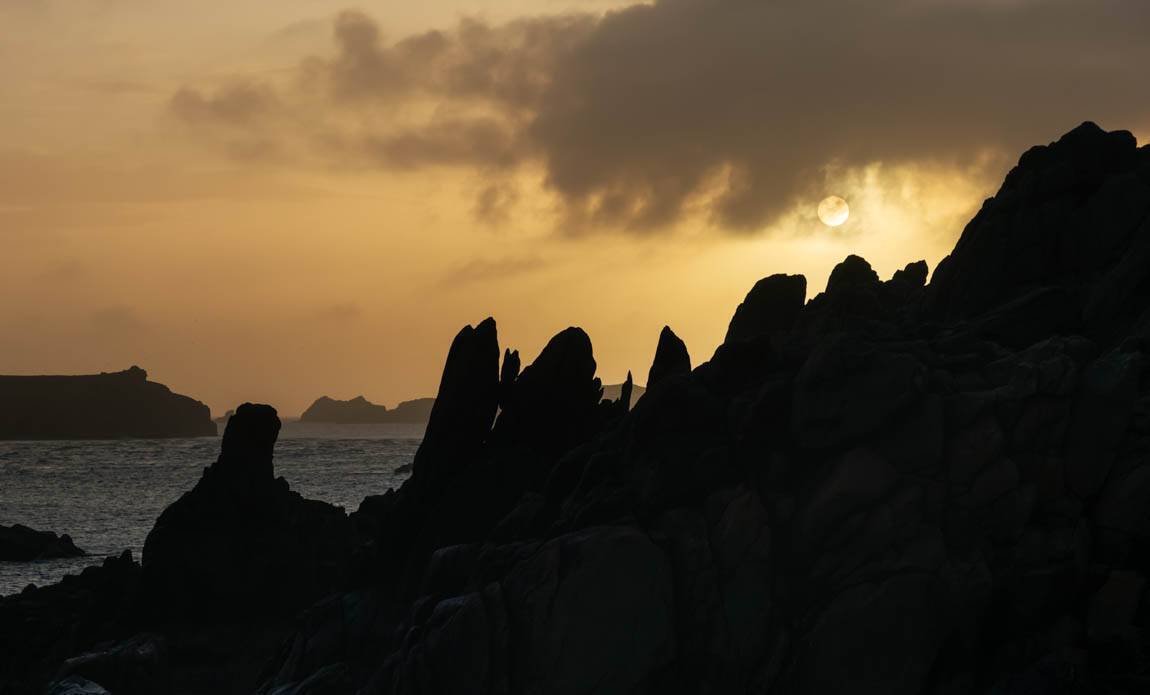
[171,81,279,127]
[445,253,547,286]
[171,0,1150,234]
[473,182,520,224]
[311,302,363,323]
[90,306,148,332]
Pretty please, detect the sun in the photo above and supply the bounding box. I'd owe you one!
[818,196,850,227]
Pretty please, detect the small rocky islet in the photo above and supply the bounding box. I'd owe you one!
[299,396,435,425]
[4,122,1150,693]
[0,525,85,563]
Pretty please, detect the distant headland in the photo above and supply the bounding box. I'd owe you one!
[0,366,216,440]
[300,395,435,424]
[300,383,644,425]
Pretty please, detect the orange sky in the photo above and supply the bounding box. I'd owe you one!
[2,0,1147,416]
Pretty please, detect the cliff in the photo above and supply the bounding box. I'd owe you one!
[299,395,435,424]
[4,123,1150,694]
[0,367,216,440]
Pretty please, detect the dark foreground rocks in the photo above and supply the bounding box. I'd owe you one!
[0,366,216,440]
[142,403,353,620]
[1,405,352,694]
[4,122,1150,694]
[0,524,85,561]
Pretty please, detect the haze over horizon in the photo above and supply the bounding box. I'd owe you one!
[3,0,1149,416]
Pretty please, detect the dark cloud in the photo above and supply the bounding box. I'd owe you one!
[171,81,279,127]
[172,0,1150,233]
[473,182,520,224]
[78,79,157,96]
[446,253,546,285]
[311,302,363,323]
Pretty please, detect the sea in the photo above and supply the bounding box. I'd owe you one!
[0,422,422,597]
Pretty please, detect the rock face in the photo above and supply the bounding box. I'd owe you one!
[299,396,434,424]
[6,122,1150,695]
[0,525,85,561]
[141,403,351,619]
[0,367,215,440]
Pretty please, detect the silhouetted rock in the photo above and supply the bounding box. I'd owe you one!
[141,404,351,619]
[0,551,141,694]
[0,367,215,440]
[499,348,520,409]
[0,524,85,561]
[724,274,807,343]
[490,326,602,454]
[601,380,645,404]
[9,122,1150,695]
[299,395,435,424]
[826,253,880,294]
[412,318,500,484]
[889,259,928,289]
[929,121,1150,343]
[647,325,691,388]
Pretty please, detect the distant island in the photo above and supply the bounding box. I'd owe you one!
[602,382,645,404]
[0,366,216,440]
[0,524,85,562]
[299,396,435,424]
[301,383,644,425]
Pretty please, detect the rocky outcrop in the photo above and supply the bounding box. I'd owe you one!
[263,123,1150,695]
[411,318,501,484]
[0,367,215,440]
[647,325,691,389]
[0,525,85,561]
[0,551,141,694]
[141,403,352,619]
[489,327,603,454]
[299,396,434,424]
[928,121,1150,345]
[6,122,1150,695]
[724,274,807,343]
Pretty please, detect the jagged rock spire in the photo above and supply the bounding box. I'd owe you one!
[648,325,691,388]
[414,317,500,483]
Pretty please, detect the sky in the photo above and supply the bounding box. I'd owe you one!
[2,0,1148,416]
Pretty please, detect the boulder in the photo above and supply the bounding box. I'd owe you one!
[53,633,167,695]
[46,677,110,695]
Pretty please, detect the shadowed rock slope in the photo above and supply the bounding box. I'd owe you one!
[3,122,1150,694]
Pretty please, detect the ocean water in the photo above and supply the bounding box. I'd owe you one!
[0,422,421,596]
